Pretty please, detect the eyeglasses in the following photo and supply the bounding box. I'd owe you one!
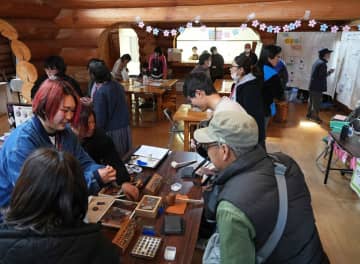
[200,142,219,151]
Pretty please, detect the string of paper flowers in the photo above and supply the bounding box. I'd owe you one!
[135,13,360,37]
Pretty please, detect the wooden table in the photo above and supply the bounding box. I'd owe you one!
[103,150,204,263]
[121,79,178,121]
[213,79,233,96]
[324,132,360,184]
[173,104,212,151]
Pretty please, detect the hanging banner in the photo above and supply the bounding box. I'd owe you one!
[350,158,360,198]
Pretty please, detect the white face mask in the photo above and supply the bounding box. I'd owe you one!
[231,72,240,82]
[245,48,251,53]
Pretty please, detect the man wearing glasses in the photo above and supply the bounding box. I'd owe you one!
[196,111,329,264]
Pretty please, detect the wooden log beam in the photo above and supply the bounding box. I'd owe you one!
[56,28,105,47]
[60,48,99,66]
[55,1,360,28]
[49,0,277,8]
[6,19,59,40]
[23,40,61,60]
[0,2,59,19]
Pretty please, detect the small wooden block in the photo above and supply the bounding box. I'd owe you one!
[112,218,136,254]
[144,173,163,195]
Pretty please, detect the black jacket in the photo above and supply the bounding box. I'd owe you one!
[82,128,130,185]
[0,223,120,264]
[262,65,283,117]
[309,58,329,93]
[211,146,329,263]
[234,77,265,144]
[31,74,83,99]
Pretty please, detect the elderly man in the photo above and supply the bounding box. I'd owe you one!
[239,43,258,66]
[195,111,329,264]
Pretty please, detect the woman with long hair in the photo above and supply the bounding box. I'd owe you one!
[0,148,119,263]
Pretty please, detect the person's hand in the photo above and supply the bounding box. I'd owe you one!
[121,182,139,201]
[98,165,116,184]
[328,68,335,74]
[190,139,197,151]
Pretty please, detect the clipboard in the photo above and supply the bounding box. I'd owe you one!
[130,145,169,168]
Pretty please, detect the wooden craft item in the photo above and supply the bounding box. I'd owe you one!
[135,195,162,218]
[16,61,38,83]
[144,173,163,195]
[131,235,162,259]
[112,217,136,254]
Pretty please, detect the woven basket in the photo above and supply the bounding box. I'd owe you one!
[274,101,289,123]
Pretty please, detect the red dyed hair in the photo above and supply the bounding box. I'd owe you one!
[32,79,80,126]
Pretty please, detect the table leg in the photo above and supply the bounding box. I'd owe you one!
[125,93,131,116]
[157,94,163,121]
[324,140,334,184]
[184,121,190,151]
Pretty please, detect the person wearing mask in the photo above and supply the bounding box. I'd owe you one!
[0,148,120,263]
[111,54,132,82]
[306,48,335,123]
[191,52,212,80]
[0,79,120,211]
[239,43,258,66]
[196,111,329,264]
[148,47,168,79]
[89,61,132,159]
[258,44,284,131]
[31,55,83,99]
[210,47,224,81]
[229,55,265,149]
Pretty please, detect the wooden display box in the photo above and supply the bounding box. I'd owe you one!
[135,195,162,219]
[144,173,163,195]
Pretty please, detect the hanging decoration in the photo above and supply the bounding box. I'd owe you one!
[134,13,360,38]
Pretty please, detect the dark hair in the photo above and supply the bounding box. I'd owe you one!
[183,72,217,97]
[234,55,252,75]
[199,52,211,65]
[142,62,149,68]
[210,46,217,53]
[121,54,131,62]
[76,100,96,139]
[87,58,104,70]
[89,61,112,83]
[5,148,88,233]
[154,47,162,55]
[32,79,80,125]
[258,45,282,68]
[192,46,198,50]
[44,56,66,76]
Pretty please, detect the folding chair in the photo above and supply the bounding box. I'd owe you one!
[163,108,184,148]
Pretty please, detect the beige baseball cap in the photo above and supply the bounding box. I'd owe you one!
[194,110,258,148]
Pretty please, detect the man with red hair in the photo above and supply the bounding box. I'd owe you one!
[0,79,138,211]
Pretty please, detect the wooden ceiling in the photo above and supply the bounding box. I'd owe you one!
[2,0,359,25]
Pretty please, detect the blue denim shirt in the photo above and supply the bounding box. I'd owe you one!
[0,116,103,208]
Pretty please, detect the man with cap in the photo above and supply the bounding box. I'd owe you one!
[239,43,258,66]
[307,48,335,123]
[196,111,329,263]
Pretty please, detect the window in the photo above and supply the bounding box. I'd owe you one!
[177,27,262,63]
[118,28,140,75]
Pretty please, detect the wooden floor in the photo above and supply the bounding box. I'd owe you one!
[1,99,359,263]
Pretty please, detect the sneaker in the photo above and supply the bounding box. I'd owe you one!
[306,114,312,120]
